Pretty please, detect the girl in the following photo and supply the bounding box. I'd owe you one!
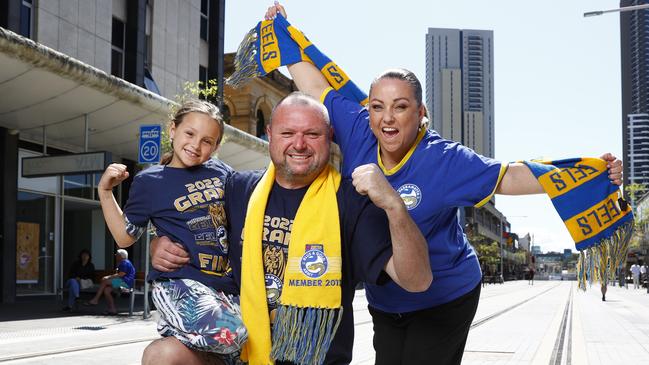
[98,99,246,364]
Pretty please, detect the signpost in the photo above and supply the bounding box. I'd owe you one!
[138,125,161,318]
[138,125,161,164]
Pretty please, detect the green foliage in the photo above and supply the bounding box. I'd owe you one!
[473,241,500,266]
[625,183,646,205]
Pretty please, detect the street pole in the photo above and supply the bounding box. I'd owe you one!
[584,3,649,17]
[499,216,504,283]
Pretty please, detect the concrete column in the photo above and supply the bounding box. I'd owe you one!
[0,127,18,303]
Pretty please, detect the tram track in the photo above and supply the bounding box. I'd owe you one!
[0,336,159,363]
[470,283,562,329]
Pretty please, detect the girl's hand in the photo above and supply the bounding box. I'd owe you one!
[98,163,129,191]
[265,1,287,20]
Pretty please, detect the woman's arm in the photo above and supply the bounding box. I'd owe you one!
[265,3,330,99]
[98,164,136,247]
[496,153,623,195]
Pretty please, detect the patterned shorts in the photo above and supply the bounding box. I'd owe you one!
[152,278,247,363]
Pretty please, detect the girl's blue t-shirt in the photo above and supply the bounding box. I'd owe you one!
[123,159,237,294]
[323,89,507,312]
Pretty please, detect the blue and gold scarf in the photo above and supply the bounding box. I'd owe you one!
[523,159,633,290]
[227,14,368,105]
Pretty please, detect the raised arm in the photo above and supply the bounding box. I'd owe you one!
[352,164,432,292]
[97,163,136,247]
[496,153,623,195]
[265,3,330,99]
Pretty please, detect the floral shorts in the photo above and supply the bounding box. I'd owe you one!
[152,278,247,363]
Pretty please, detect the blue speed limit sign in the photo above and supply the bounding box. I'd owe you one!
[139,125,161,163]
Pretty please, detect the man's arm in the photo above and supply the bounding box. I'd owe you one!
[351,164,432,292]
[496,153,623,195]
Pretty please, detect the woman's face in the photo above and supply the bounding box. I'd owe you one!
[81,252,90,264]
[368,78,424,165]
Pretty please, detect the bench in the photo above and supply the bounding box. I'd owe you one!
[59,270,147,316]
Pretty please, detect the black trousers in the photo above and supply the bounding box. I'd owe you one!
[369,283,481,365]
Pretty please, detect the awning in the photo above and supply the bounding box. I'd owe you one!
[0,27,269,171]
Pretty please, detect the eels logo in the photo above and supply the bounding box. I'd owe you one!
[265,274,282,306]
[300,244,328,278]
[397,184,422,210]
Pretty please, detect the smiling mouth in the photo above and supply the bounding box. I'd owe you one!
[382,127,399,138]
[288,153,311,161]
[184,148,199,158]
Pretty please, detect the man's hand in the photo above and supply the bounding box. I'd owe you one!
[600,153,623,186]
[151,236,190,272]
[98,164,129,191]
[351,164,403,212]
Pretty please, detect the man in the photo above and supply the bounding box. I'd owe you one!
[141,92,432,365]
[631,262,641,289]
[85,249,135,315]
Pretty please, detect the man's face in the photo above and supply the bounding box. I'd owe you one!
[267,103,332,189]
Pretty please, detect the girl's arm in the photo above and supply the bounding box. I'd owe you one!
[98,163,136,247]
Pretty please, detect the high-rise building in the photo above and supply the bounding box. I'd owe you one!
[425,28,494,157]
[621,1,649,190]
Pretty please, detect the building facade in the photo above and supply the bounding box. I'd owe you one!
[626,113,649,190]
[0,0,287,303]
[425,27,505,244]
[621,1,649,189]
[425,27,494,158]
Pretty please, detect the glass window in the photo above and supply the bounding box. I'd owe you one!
[16,192,56,295]
[20,0,33,38]
[64,174,93,200]
[111,18,125,78]
[200,0,209,41]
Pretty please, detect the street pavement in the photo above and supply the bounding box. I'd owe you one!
[1,280,648,364]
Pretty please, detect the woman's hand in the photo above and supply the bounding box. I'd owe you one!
[265,1,287,20]
[600,153,622,185]
[351,164,404,212]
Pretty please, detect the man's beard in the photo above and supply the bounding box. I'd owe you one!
[275,156,320,182]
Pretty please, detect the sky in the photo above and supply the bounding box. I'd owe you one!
[223,0,623,254]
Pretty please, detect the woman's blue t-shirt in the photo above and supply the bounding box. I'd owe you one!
[323,89,506,313]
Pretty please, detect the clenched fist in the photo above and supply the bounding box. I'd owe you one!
[98,163,129,191]
[351,163,403,212]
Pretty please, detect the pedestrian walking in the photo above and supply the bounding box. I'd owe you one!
[631,263,641,289]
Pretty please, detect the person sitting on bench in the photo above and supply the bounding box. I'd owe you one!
[85,249,135,315]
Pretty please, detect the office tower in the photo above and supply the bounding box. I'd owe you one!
[425,28,494,157]
[621,0,649,189]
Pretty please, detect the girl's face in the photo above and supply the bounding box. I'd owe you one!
[368,78,425,167]
[168,112,221,168]
[81,252,90,265]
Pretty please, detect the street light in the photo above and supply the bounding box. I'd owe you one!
[584,3,649,17]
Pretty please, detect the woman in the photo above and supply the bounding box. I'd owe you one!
[266,4,623,364]
[63,249,95,311]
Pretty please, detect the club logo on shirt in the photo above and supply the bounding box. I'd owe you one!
[265,273,282,307]
[300,244,328,278]
[397,184,422,210]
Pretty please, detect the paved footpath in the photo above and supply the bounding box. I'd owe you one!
[1,281,648,364]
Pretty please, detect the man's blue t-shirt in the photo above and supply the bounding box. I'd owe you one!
[225,170,393,365]
[323,89,506,313]
[117,259,136,288]
[123,159,237,294]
